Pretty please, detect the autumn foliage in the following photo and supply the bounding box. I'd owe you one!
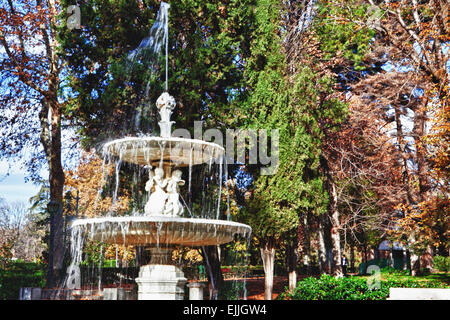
[64,151,130,217]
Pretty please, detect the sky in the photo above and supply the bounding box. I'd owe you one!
[0,159,42,205]
[0,129,80,207]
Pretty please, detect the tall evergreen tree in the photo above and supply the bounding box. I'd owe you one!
[238,0,347,297]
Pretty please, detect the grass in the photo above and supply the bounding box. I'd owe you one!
[380,272,450,286]
[353,269,450,287]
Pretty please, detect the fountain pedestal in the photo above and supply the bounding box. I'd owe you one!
[135,265,187,300]
[135,247,187,300]
[187,282,205,300]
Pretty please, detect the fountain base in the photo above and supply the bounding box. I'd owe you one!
[135,247,187,300]
[135,264,187,300]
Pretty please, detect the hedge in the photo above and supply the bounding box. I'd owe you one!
[0,261,46,300]
[278,274,448,300]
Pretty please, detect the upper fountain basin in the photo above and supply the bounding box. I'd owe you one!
[102,136,225,167]
[69,216,252,246]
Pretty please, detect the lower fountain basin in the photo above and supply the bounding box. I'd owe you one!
[69,216,251,246]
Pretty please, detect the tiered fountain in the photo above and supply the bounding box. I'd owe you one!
[68,91,252,299]
[66,2,251,300]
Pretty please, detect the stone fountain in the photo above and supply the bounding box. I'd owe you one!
[68,91,252,300]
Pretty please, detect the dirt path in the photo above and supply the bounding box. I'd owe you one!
[222,276,289,300]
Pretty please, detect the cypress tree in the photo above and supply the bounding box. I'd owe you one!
[238,0,348,297]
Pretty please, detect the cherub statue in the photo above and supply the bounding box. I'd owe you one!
[145,168,154,193]
[144,167,168,216]
[164,169,185,217]
[156,92,176,123]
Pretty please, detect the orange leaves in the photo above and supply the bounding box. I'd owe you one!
[218,4,227,16]
[172,247,203,265]
[104,244,135,264]
[65,150,134,265]
[393,198,449,252]
[423,102,450,181]
[0,0,59,92]
[64,150,130,218]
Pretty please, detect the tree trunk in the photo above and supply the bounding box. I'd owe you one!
[321,155,342,276]
[389,246,394,268]
[260,238,276,300]
[318,216,328,273]
[330,216,342,276]
[363,242,367,264]
[413,97,430,199]
[286,237,298,291]
[302,213,311,275]
[394,99,433,277]
[350,243,355,273]
[421,246,433,272]
[410,254,421,276]
[408,233,421,276]
[328,179,342,276]
[42,97,65,288]
[393,105,415,204]
[201,245,224,300]
[411,101,431,276]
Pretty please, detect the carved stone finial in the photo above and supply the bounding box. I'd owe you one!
[156,92,176,137]
[156,92,176,112]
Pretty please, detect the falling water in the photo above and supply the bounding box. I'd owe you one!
[188,145,193,194]
[216,156,223,220]
[127,2,170,134]
[224,156,231,220]
[112,160,122,207]
[127,2,170,78]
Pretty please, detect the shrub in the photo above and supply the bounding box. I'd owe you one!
[219,280,245,300]
[433,256,449,272]
[0,260,46,300]
[278,274,447,300]
[278,275,386,300]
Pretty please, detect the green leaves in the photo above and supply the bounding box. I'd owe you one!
[279,273,448,300]
[314,0,376,71]
[0,261,46,300]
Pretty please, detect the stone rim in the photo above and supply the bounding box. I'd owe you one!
[69,216,252,246]
[102,136,225,167]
